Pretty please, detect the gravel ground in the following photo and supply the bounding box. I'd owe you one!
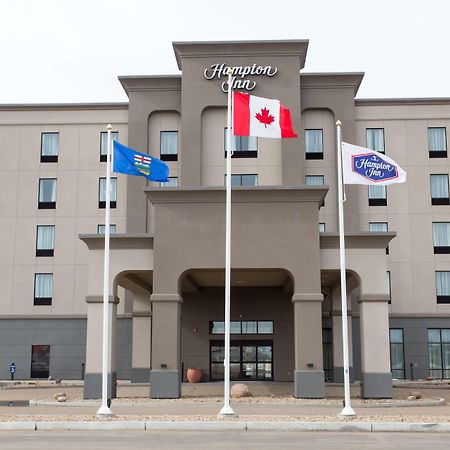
[1,413,450,423]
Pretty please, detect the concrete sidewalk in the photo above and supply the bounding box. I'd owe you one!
[1,381,450,432]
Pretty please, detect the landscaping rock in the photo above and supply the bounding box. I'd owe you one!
[54,392,67,402]
[410,391,422,399]
[407,395,416,401]
[231,383,251,398]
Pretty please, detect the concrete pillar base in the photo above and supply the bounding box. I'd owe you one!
[83,372,117,399]
[294,370,325,398]
[131,367,151,383]
[150,370,181,398]
[361,372,393,398]
[333,366,354,383]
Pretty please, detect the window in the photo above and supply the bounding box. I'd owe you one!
[36,225,55,257]
[38,178,56,209]
[34,273,52,306]
[366,128,385,153]
[99,178,117,208]
[322,328,333,381]
[433,222,450,253]
[368,185,387,206]
[225,174,258,187]
[97,224,117,234]
[210,341,273,381]
[31,345,50,379]
[224,128,257,158]
[305,175,324,186]
[210,320,273,335]
[100,131,119,162]
[428,127,447,158]
[428,329,450,379]
[369,222,389,254]
[159,177,178,187]
[430,174,450,205]
[160,131,178,161]
[390,329,405,379]
[319,223,326,232]
[305,129,323,159]
[40,133,59,162]
[435,271,450,303]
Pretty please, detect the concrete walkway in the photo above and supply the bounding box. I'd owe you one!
[1,381,450,432]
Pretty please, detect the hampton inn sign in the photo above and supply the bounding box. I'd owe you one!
[203,63,278,92]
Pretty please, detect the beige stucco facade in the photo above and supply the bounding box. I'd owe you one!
[1,40,449,400]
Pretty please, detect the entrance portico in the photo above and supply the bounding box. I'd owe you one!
[80,186,395,400]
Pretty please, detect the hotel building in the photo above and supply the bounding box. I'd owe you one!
[0,40,449,399]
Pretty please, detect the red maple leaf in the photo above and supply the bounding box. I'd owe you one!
[255,107,275,127]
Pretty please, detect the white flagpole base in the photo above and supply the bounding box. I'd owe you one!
[96,405,113,416]
[339,405,356,417]
[219,404,235,416]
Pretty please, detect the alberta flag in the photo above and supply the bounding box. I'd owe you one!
[233,92,297,139]
[113,141,169,182]
[342,142,406,185]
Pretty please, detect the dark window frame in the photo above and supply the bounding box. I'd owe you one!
[209,339,274,381]
[305,129,324,160]
[224,128,258,158]
[432,222,450,254]
[428,127,447,158]
[366,127,385,154]
[33,273,52,306]
[100,131,119,162]
[389,328,405,379]
[36,225,55,257]
[38,178,57,209]
[160,130,178,161]
[98,177,117,209]
[40,132,59,163]
[430,174,450,205]
[209,320,274,335]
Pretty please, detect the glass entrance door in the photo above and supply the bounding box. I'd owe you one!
[31,345,50,378]
[210,340,273,381]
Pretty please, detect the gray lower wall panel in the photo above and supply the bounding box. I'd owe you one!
[0,318,132,381]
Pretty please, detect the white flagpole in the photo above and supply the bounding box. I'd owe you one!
[219,69,235,416]
[97,124,113,416]
[336,120,356,417]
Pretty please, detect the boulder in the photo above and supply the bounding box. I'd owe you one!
[407,395,416,401]
[54,392,67,402]
[230,383,251,398]
[409,391,422,399]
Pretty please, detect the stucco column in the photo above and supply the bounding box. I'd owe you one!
[83,295,119,399]
[292,293,325,398]
[359,294,393,398]
[149,293,182,398]
[131,291,152,383]
[331,286,354,383]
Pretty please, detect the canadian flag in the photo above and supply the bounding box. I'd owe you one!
[233,92,297,139]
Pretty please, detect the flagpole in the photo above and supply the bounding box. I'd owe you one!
[97,124,113,416]
[219,69,235,416]
[335,120,356,417]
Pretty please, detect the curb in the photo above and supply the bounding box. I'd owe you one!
[28,397,446,408]
[1,421,450,432]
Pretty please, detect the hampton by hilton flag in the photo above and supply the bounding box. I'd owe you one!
[342,142,406,185]
[113,141,169,182]
[233,92,297,139]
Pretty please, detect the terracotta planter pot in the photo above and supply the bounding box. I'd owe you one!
[187,367,202,383]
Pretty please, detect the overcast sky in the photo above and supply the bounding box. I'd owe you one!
[1,0,448,103]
